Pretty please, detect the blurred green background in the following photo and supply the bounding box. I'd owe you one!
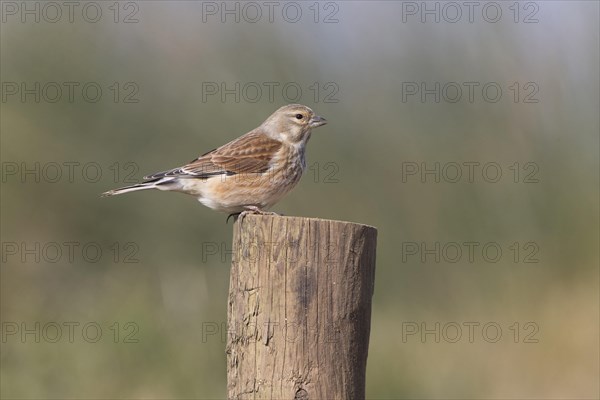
[1,1,598,399]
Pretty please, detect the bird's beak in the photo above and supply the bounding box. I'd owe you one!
[309,115,327,128]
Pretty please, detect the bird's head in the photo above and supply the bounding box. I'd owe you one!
[263,104,327,145]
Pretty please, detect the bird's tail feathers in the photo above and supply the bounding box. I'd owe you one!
[101,182,158,197]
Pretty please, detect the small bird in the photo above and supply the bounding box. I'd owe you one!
[102,104,327,219]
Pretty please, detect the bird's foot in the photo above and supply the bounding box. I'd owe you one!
[226,207,280,224]
[226,213,241,224]
[238,207,280,223]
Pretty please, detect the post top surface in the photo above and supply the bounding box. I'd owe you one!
[236,214,378,232]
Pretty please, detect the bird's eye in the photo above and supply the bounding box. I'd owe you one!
[295,114,303,120]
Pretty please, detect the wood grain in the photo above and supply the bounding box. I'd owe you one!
[227,214,377,400]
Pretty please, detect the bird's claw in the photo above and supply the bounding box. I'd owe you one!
[226,207,280,224]
[226,213,241,224]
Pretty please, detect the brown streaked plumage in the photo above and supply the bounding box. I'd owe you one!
[102,104,327,216]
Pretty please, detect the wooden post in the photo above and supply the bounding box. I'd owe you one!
[227,214,377,400]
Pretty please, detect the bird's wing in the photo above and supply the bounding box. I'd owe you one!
[143,131,282,180]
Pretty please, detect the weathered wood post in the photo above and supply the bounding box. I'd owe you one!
[227,215,377,399]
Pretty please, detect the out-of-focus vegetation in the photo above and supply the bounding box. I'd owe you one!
[1,2,598,399]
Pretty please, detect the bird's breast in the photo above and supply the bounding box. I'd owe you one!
[273,143,305,182]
